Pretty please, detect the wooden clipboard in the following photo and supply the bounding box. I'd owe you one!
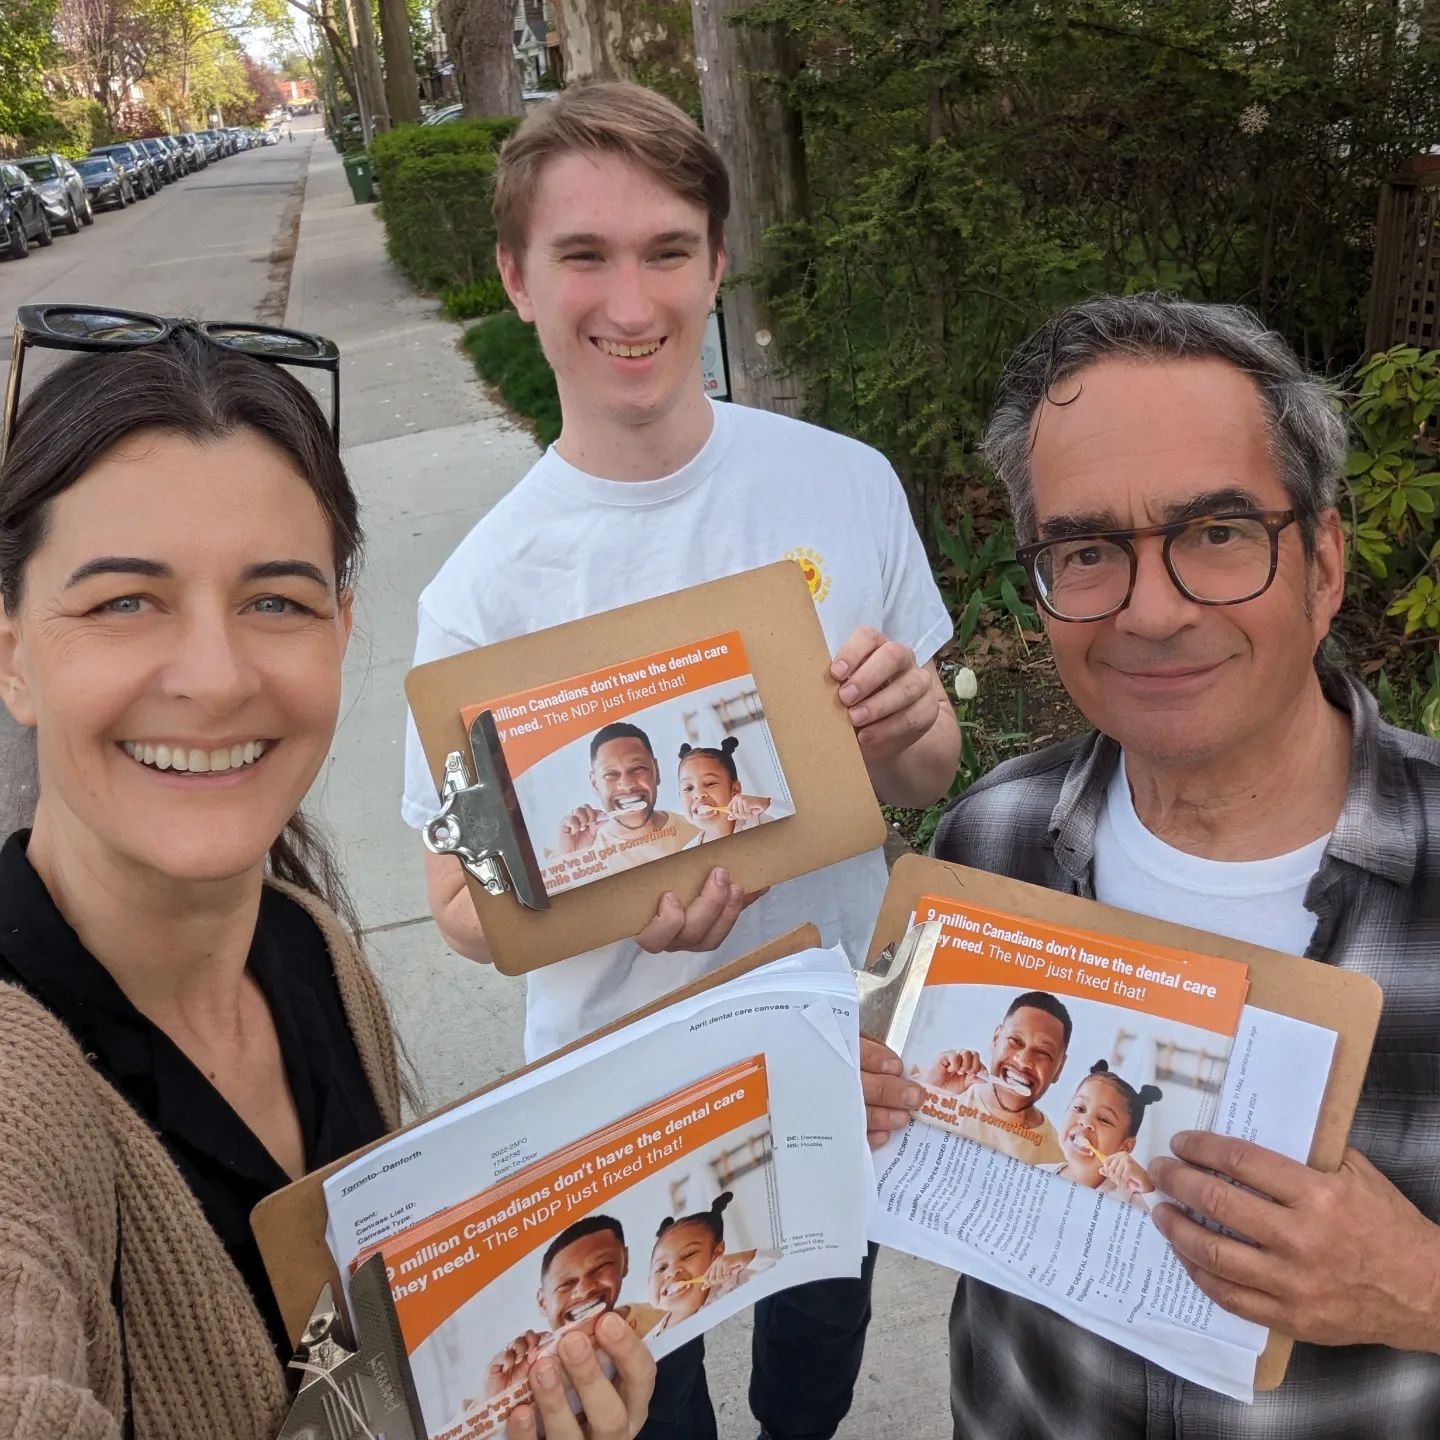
[253,923,821,1347]
[869,853,1383,1395]
[405,561,886,975]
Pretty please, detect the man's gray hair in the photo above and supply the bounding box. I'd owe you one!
[983,293,1349,547]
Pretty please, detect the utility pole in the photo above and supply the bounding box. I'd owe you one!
[341,0,390,140]
[378,0,422,124]
[690,0,806,415]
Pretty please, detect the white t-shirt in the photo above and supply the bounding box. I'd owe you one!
[403,398,952,1060]
[1093,753,1330,956]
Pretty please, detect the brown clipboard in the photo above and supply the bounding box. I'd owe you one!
[868,853,1383,1395]
[253,923,821,1347]
[405,560,886,974]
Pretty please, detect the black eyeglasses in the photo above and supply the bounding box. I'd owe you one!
[1,304,341,468]
[1016,510,1298,623]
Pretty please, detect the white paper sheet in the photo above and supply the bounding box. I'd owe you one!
[872,1004,1337,1401]
[324,949,873,1439]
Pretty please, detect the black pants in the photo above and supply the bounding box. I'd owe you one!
[638,1245,878,1440]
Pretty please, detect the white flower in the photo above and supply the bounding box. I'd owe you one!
[1238,103,1270,136]
[952,666,978,702]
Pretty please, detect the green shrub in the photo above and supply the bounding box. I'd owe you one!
[441,276,509,321]
[25,97,111,158]
[371,118,522,293]
[463,312,561,447]
[379,148,498,291]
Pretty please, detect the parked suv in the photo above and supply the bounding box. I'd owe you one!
[173,133,208,170]
[89,143,156,197]
[138,137,178,184]
[16,152,93,234]
[0,163,54,259]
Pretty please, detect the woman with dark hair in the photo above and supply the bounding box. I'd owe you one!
[1044,1059,1163,1208]
[0,311,652,1440]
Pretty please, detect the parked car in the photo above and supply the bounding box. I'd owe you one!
[15,152,93,234]
[137,137,178,182]
[0,163,54,259]
[157,135,189,175]
[74,155,134,211]
[197,130,223,161]
[89,143,156,197]
[173,132,207,170]
[422,103,463,126]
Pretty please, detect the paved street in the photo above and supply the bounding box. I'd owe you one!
[2,118,955,1438]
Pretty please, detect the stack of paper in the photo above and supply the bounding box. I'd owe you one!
[323,949,871,1440]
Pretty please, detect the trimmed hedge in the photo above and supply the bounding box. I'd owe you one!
[463,312,561,448]
[371,117,522,293]
[441,275,508,320]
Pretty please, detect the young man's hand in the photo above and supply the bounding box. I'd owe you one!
[831,628,961,808]
[1150,1133,1440,1352]
[504,1314,655,1440]
[861,1038,923,1149]
[633,867,757,954]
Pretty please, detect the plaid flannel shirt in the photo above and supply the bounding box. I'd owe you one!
[929,672,1440,1440]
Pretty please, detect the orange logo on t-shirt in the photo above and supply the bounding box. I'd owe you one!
[786,547,831,602]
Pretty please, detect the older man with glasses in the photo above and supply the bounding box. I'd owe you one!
[930,293,1440,1440]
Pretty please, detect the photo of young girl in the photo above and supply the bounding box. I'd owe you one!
[677,738,775,848]
[646,1191,778,1337]
[1042,1060,1163,1210]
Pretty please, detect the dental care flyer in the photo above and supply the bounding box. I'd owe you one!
[872,895,1336,1402]
[323,950,871,1440]
[461,631,795,898]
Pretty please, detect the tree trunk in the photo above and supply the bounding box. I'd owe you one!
[690,0,807,414]
[439,0,525,117]
[341,0,390,138]
[378,0,422,125]
[550,1,631,81]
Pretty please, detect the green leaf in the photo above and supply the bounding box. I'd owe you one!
[955,589,985,651]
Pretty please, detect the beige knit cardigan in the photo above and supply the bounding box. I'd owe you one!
[0,880,403,1440]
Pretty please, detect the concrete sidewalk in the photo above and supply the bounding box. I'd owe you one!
[286,126,955,1440]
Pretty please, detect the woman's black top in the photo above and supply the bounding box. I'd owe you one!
[0,830,387,1362]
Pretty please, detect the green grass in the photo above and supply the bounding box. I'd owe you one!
[441,276,508,321]
[463,313,562,448]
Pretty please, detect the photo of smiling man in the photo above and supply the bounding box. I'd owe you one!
[553,722,700,872]
[915,990,1072,1163]
[482,1215,666,1403]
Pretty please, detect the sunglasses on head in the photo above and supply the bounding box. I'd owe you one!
[1,304,341,468]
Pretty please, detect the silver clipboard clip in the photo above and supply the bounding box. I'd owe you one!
[420,708,550,912]
[856,919,943,1047]
[277,1254,426,1440]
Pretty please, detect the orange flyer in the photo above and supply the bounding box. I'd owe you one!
[461,632,795,897]
[898,894,1249,1206]
[368,1058,783,1440]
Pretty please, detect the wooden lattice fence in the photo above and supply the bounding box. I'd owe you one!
[1368,167,1440,354]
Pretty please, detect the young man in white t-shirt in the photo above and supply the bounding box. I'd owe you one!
[402,82,958,1440]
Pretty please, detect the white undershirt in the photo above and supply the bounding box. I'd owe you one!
[1092,754,1331,958]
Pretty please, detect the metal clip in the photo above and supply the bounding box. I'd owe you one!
[856,920,942,1048]
[277,1254,426,1440]
[421,708,550,911]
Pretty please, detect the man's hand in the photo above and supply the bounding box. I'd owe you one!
[633,867,755,954]
[832,629,939,763]
[1150,1133,1440,1352]
[505,1313,655,1440]
[861,1039,923,1149]
[831,630,960,807]
[921,1049,985,1094]
[486,1329,552,1399]
[558,805,606,854]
